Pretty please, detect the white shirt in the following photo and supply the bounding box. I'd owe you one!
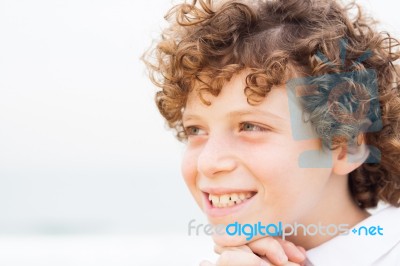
[305,206,400,266]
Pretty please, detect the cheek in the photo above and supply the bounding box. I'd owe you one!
[181,149,199,194]
[252,139,326,185]
[246,143,300,186]
[247,142,331,220]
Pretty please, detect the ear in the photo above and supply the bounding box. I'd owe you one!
[332,135,370,176]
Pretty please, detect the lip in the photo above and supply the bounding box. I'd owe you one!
[201,187,257,195]
[201,189,257,218]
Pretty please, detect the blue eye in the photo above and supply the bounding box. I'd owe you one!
[240,122,266,132]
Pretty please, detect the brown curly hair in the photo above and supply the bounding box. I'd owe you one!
[142,0,400,208]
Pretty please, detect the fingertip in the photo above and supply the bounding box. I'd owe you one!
[260,260,270,266]
[213,244,222,254]
[295,246,307,263]
[277,240,306,263]
[199,260,214,266]
[277,239,303,263]
[296,246,307,260]
[297,246,307,255]
[278,252,289,264]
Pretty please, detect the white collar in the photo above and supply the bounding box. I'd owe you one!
[305,206,400,266]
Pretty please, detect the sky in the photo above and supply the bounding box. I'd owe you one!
[0,0,399,236]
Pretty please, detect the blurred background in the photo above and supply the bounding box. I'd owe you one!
[0,0,398,265]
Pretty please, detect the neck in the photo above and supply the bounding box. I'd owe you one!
[285,174,370,250]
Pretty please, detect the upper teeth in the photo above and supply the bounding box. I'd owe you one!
[208,192,254,208]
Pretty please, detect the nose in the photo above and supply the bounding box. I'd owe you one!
[197,134,238,178]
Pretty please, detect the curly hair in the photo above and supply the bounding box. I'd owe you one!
[143,0,400,208]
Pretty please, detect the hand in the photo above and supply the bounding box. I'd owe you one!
[200,237,306,266]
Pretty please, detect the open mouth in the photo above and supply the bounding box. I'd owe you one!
[207,191,257,208]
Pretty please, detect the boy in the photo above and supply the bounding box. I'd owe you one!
[143,0,400,265]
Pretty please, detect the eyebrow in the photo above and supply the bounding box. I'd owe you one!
[182,108,286,122]
[227,109,285,120]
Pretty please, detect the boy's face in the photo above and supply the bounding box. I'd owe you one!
[181,71,333,246]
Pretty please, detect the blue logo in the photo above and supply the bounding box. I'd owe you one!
[286,39,382,167]
[351,225,384,236]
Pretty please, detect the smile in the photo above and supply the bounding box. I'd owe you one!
[208,192,256,208]
[202,190,257,218]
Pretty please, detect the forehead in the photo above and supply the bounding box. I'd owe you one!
[184,71,291,120]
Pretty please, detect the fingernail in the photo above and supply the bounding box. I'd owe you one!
[278,252,288,263]
[295,248,306,260]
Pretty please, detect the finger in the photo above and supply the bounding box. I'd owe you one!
[261,258,303,266]
[216,250,270,266]
[214,244,252,255]
[247,237,288,265]
[199,260,215,266]
[297,246,307,256]
[214,245,222,255]
[274,238,306,263]
[214,244,303,266]
[296,246,307,266]
[282,262,303,266]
